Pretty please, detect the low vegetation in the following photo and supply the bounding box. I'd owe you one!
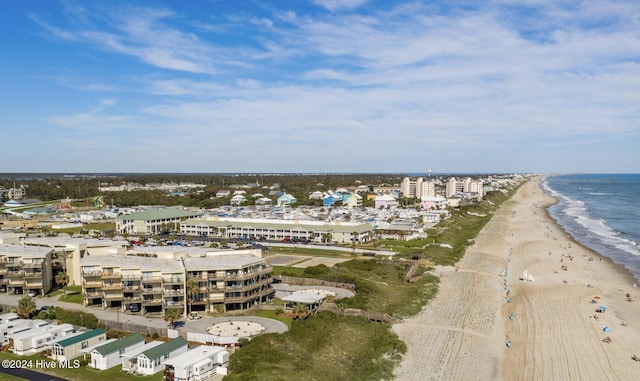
[226,312,406,381]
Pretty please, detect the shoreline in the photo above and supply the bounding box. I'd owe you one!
[393,176,640,380]
[540,176,640,285]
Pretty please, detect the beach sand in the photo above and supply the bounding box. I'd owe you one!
[393,176,640,380]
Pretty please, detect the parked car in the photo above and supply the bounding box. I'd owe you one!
[188,312,202,320]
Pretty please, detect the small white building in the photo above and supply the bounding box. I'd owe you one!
[89,333,146,370]
[130,336,188,375]
[50,328,107,361]
[121,341,164,373]
[9,323,76,355]
[162,345,230,381]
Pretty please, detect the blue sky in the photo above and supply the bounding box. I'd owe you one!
[1,0,639,173]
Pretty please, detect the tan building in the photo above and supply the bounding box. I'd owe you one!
[0,245,53,296]
[80,249,273,316]
[23,237,127,287]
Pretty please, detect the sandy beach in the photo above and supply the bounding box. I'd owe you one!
[393,176,640,380]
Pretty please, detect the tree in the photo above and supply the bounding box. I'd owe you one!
[163,308,182,328]
[291,303,310,320]
[186,278,200,315]
[55,272,69,288]
[55,272,69,298]
[17,296,37,319]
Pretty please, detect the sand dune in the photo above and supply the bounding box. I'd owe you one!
[393,177,640,380]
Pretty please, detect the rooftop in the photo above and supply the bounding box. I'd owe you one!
[140,336,187,360]
[54,328,105,348]
[93,333,145,356]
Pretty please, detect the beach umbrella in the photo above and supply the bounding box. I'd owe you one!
[598,306,607,312]
[603,326,612,333]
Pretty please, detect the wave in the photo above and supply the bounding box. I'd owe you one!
[542,177,640,259]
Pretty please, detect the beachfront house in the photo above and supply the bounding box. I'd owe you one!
[50,328,107,361]
[131,336,188,375]
[89,333,146,370]
[162,345,230,381]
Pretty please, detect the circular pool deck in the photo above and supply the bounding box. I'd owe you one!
[207,321,265,338]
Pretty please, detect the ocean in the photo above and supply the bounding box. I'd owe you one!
[542,174,640,283]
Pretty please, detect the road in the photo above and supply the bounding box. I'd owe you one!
[0,293,288,335]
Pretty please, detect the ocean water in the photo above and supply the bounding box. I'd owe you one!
[542,174,640,283]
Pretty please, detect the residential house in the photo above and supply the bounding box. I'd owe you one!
[131,336,188,375]
[277,193,297,206]
[121,341,164,373]
[50,328,107,361]
[162,345,230,381]
[90,333,146,370]
[163,345,229,381]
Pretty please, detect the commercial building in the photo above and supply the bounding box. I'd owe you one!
[180,217,374,244]
[116,207,202,235]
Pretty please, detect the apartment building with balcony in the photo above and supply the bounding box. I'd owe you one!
[0,245,53,296]
[80,250,273,316]
[22,237,128,287]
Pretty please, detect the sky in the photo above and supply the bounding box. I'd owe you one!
[1,0,639,174]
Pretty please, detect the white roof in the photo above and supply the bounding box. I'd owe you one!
[0,244,52,258]
[282,293,326,304]
[163,345,228,367]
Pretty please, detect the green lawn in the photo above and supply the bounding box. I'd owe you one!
[57,285,83,304]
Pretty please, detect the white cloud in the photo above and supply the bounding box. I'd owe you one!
[313,0,368,12]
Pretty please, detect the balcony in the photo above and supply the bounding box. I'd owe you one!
[163,289,184,296]
[25,279,42,287]
[102,283,122,290]
[83,280,102,287]
[83,291,102,298]
[141,287,163,295]
[103,292,122,300]
[82,271,101,278]
[188,274,208,281]
[6,271,24,278]
[123,296,142,302]
[24,272,43,279]
[22,262,43,269]
[142,298,163,305]
[141,277,162,286]
[101,272,122,280]
[163,278,184,285]
[122,275,141,281]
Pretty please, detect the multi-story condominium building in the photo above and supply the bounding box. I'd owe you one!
[0,245,53,296]
[116,207,202,235]
[22,237,128,287]
[80,249,273,315]
[180,217,374,244]
[401,177,436,198]
[445,177,484,199]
